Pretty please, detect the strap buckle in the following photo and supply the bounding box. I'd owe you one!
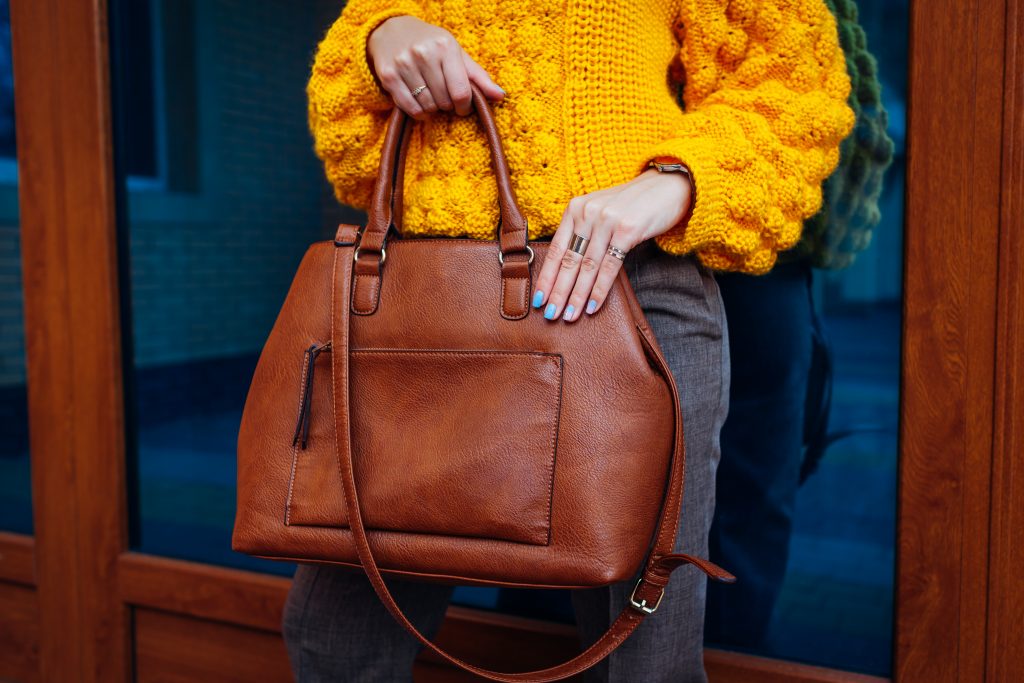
[629,578,665,615]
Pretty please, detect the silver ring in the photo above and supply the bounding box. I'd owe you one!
[606,244,628,261]
[568,233,589,255]
[410,84,428,97]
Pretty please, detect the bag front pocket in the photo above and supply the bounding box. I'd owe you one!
[286,348,563,547]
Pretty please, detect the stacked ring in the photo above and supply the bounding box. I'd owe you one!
[607,245,628,261]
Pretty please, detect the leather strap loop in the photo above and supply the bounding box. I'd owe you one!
[331,238,734,682]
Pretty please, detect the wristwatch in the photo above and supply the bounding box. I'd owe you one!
[647,156,696,230]
[648,156,691,179]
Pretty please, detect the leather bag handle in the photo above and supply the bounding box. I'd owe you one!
[359,84,530,259]
[346,85,534,319]
[331,227,735,682]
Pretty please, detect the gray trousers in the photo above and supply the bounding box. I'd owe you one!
[281,239,731,682]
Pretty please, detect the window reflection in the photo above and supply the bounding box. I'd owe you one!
[0,0,13,158]
[112,0,351,573]
[704,0,906,674]
[0,0,31,535]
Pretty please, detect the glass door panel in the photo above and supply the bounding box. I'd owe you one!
[0,0,30,535]
[704,0,907,674]
[110,0,352,573]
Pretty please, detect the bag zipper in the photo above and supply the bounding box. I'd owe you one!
[291,341,332,449]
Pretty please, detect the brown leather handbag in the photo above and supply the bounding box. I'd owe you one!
[232,84,734,682]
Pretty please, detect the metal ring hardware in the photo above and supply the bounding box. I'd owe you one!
[497,244,535,265]
[353,246,386,265]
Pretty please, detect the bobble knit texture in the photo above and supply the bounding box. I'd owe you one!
[308,0,857,275]
[781,0,894,269]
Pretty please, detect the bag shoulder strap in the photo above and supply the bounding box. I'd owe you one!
[330,226,734,682]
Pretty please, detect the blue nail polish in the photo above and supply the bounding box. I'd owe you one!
[532,290,544,308]
[544,303,556,320]
[586,299,597,314]
[563,304,575,321]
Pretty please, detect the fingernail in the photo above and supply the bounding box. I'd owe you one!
[586,299,597,314]
[544,303,557,320]
[532,290,544,308]
[562,304,575,321]
[497,86,506,95]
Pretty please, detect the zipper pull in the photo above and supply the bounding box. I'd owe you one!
[291,341,332,449]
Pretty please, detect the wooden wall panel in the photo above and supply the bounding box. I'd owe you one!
[9,0,129,681]
[419,606,582,679]
[0,533,34,586]
[118,553,289,633]
[134,608,292,683]
[117,553,880,683]
[704,651,886,683]
[0,582,39,683]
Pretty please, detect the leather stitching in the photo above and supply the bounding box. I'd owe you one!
[500,275,529,319]
[350,349,558,358]
[344,347,561,547]
[284,346,314,526]
[543,355,564,546]
[352,273,380,314]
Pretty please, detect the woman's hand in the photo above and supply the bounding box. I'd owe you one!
[367,16,505,119]
[532,169,694,323]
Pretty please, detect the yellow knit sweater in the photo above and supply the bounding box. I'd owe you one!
[307,0,856,275]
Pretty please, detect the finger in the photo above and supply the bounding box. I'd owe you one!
[398,74,438,116]
[394,54,437,116]
[462,53,505,101]
[410,40,452,111]
[586,239,631,316]
[532,199,579,312]
[561,226,612,323]
[573,194,650,319]
[374,61,425,118]
[544,202,602,321]
[441,49,473,115]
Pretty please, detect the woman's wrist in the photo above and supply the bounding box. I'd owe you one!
[368,15,409,48]
[367,15,411,77]
[639,168,694,235]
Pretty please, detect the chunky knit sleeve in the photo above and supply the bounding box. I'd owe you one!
[782,0,895,270]
[307,1,425,210]
[639,0,857,275]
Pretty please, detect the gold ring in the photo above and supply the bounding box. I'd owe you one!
[411,85,428,97]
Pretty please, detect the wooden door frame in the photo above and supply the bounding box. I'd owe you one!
[10,0,130,681]
[984,0,1024,678]
[5,0,1022,680]
[895,0,1021,680]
